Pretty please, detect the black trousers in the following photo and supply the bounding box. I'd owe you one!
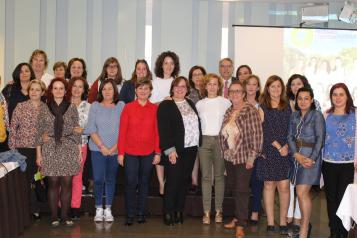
[17,148,39,213]
[322,161,354,237]
[164,146,197,213]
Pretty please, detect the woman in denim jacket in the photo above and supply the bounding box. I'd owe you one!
[287,87,325,238]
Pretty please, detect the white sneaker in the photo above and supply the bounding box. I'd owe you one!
[104,208,114,222]
[94,208,104,222]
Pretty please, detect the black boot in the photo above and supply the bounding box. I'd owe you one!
[174,212,183,224]
[163,213,174,226]
[125,216,134,226]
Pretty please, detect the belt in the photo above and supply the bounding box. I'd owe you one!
[295,139,315,149]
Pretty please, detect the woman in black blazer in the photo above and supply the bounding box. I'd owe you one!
[157,76,202,226]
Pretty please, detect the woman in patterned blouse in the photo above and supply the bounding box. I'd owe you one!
[9,79,46,219]
[322,83,357,238]
[36,78,81,227]
[68,76,91,219]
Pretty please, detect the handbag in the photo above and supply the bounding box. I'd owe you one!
[33,170,47,202]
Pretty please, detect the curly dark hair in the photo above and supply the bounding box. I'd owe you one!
[154,51,180,78]
[286,74,311,100]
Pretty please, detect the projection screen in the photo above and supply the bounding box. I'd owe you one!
[234,25,357,110]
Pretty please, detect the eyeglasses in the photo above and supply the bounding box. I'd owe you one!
[229,89,244,95]
[107,64,118,69]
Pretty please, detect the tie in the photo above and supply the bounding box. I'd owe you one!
[224,80,229,98]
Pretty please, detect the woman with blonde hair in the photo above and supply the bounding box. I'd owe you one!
[9,79,46,219]
[196,73,230,224]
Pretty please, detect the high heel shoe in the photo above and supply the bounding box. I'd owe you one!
[224,218,237,229]
[174,212,183,224]
[163,213,174,226]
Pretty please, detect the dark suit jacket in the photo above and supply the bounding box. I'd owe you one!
[157,99,202,155]
[119,80,135,104]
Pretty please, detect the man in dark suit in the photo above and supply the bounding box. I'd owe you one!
[219,58,236,98]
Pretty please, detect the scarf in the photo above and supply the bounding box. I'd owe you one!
[48,100,70,144]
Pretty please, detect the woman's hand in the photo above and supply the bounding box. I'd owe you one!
[42,133,49,143]
[294,153,306,165]
[153,154,161,165]
[78,148,83,164]
[245,161,254,170]
[117,155,124,166]
[100,146,110,156]
[279,144,288,157]
[109,147,117,156]
[302,158,315,169]
[74,126,84,134]
[168,151,178,164]
[36,155,42,167]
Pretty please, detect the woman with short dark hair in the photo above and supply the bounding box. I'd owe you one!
[219,81,263,238]
[288,87,325,238]
[157,76,201,226]
[117,78,160,226]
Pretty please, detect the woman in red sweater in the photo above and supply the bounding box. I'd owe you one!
[117,78,161,226]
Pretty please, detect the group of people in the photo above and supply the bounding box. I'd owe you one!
[0,49,356,238]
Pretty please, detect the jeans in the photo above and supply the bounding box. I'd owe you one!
[164,146,197,213]
[91,151,119,206]
[251,161,263,213]
[124,153,154,218]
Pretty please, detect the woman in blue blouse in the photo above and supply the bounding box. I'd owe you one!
[322,83,356,238]
[85,79,125,223]
[287,87,325,238]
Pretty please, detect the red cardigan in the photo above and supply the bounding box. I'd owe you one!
[118,100,160,156]
[88,79,99,103]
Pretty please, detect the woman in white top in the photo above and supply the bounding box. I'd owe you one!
[29,49,53,87]
[196,73,231,224]
[152,51,181,195]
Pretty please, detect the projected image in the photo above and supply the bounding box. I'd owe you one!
[284,28,357,110]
